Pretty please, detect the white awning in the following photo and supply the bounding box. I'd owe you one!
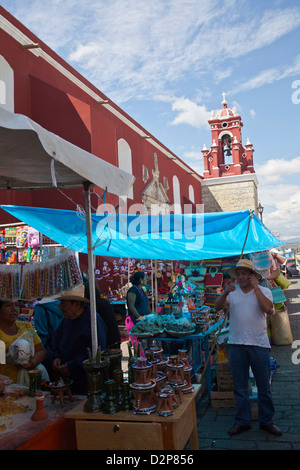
[0,106,135,196]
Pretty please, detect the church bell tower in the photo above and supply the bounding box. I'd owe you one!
[200,93,258,214]
[202,93,255,178]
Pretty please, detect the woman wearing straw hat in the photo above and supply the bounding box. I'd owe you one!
[48,285,107,394]
[215,258,282,437]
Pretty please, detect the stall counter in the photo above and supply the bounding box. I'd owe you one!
[0,392,81,450]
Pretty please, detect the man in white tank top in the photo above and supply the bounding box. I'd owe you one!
[215,258,282,437]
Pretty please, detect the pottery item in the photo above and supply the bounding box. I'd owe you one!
[31,392,48,421]
[131,382,157,415]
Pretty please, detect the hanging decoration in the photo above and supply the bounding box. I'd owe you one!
[0,264,21,300]
[15,250,83,300]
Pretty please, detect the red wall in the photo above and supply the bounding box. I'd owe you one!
[0,6,202,226]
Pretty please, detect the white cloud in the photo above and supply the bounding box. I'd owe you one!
[256,157,300,184]
[179,149,205,177]
[259,183,300,240]
[170,97,211,128]
[214,68,233,83]
[231,55,300,94]
[4,1,300,103]
[255,156,300,240]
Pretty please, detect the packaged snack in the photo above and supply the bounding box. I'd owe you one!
[3,383,29,396]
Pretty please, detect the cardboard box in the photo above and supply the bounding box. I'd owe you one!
[215,361,234,391]
[210,390,235,408]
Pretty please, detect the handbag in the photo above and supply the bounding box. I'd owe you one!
[270,286,286,304]
[274,273,291,290]
[185,265,206,281]
[271,307,293,345]
[221,257,240,273]
[204,259,223,267]
[204,292,220,307]
[204,273,223,287]
[250,251,271,270]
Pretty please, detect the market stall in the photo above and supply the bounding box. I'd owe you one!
[0,106,135,356]
[0,106,285,448]
[0,107,134,449]
[0,205,284,385]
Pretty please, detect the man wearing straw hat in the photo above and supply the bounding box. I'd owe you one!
[48,285,107,394]
[215,258,282,437]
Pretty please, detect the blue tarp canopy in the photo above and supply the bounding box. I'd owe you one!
[0,205,283,260]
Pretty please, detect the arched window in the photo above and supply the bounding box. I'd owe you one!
[0,56,14,112]
[117,138,133,201]
[173,175,181,214]
[219,130,233,165]
[188,185,195,203]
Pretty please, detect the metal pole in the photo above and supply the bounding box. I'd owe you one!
[84,182,98,358]
[154,260,158,313]
[151,260,154,312]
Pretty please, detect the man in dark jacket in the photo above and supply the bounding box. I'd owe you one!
[49,285,107,394]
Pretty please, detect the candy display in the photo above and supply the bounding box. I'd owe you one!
[0,264,20,299]
[0,249,82,300]
[20,250,82,300]
[16,226,28,248]
[0,225,51,266]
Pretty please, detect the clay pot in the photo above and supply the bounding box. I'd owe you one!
[167,356,185,385]
[132,357,153,387]
[156,386,178,416]
[31,392,48,421]
[131,383,157,415]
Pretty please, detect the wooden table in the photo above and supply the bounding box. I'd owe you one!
[0,393,79,450]
[65,384,201,450]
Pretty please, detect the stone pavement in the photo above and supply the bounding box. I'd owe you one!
[194,277,300,450]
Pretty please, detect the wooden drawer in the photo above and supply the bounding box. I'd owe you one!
[75,420,164,450]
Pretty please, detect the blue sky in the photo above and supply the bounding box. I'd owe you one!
[1,0,300,242]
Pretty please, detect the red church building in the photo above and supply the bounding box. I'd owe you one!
[0,6,202,222]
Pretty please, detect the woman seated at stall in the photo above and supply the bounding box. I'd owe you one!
[0,300,46,383]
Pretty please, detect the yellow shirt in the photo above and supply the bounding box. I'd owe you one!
[0,321,42,382]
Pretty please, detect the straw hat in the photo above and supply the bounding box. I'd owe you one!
[227,259,262,280]
[58,284,90,303]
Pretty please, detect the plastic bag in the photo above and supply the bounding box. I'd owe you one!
[6,331,34,366]
[17,368,30,387]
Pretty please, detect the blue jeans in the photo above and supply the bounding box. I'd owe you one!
[229,344,274,426]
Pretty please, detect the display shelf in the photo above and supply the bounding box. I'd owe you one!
[65,384,201,450]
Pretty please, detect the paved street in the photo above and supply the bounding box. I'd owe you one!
[195,277,300,450]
